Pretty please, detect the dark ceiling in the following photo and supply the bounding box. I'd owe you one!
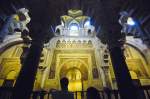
[0,0,150,46]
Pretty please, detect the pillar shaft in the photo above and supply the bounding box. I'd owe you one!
[12,41,43,99]
[109,47,139,99]
[96,0,141,98]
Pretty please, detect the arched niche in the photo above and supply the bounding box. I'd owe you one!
[59,59,88,81]
[0,43,24,64]
[124,44,150,78]
[59,59,88,92]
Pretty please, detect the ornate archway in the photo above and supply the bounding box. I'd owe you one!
[59,59,88,80]
[59,59,88,91]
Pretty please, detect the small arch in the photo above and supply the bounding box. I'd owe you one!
[0,40,23,55]
[125,43,148,64]
[88,29,92,36]
[56,40,61,44]
[62,40,66,43]
[88,40,92,44]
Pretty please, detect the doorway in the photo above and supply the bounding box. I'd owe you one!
[66,68,82,99]
[66,68,82,92]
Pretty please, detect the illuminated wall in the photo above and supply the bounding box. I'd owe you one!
[0,37,150,91]
[0,9,150,91]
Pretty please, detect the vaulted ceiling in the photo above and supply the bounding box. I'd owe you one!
[0,0,150,46]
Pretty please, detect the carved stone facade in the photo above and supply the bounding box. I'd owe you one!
[0,9,150,91]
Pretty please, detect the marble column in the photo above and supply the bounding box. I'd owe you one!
[12,40,44,99]
[20,30,31,65]
[109,47,139,99]
[96,0,141,98]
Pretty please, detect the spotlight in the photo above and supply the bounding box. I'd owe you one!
[127,17,135,26]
